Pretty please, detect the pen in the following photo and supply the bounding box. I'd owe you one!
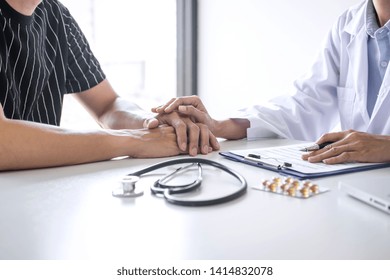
[245,154,293,169]
[300,141,334,152]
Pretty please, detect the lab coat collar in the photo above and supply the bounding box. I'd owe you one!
[344,0,368,36]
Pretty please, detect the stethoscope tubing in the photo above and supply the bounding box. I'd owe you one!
[152,162,203,194]
[127,157,248,206]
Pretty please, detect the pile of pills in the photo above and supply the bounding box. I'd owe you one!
[252,177,328,199]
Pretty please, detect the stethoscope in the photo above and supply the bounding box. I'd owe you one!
[112,158,247,206]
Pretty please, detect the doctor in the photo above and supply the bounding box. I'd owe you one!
[153,0,390,164]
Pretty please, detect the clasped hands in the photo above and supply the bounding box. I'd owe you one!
[144,104,219,156]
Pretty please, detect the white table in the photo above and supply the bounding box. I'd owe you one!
[0,139,389,260]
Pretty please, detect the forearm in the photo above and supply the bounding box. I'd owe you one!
[0,119,127,170]
[75,80,155,130]
[213,118,250,140]
[97,97,155,129]
[97,99,144,129]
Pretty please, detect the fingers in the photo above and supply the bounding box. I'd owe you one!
[155,109,218,156]
[177,105,209,124]
[301,130,359,164]
[164,116,219,156]
[153,96,204,114]
[165,96,204,113]
[303,139,365,164]
[321,151,359,164]
[315,130,360,146]
[143,117,159,129]
[209,130,220,151]
[152,97,215,138]
[197,123,220,154]
[185,120,200,156]
[180,121,220,156]
[314,131,348,146]
[304,143,350,163]
[169,117,189,152]
[151,98,176,113]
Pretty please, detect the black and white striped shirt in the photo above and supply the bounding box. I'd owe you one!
[0,0,105,125]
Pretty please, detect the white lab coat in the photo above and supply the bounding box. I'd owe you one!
[238,0,390,141]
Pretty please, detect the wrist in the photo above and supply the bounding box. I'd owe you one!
[105,129,139,158]
[101,110,156,130]
[212,120,226,138]
[214,119,249,140]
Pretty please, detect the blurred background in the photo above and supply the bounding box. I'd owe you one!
[61,0,176,128]
[60,0,359,128]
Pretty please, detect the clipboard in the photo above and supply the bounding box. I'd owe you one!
[219,143,390,179]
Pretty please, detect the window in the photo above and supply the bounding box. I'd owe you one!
[60,0,177,128]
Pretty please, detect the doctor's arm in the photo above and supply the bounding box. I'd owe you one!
[302,130,390,164]
[152,40,341,141]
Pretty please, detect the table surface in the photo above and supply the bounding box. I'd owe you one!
[1,139,389,260]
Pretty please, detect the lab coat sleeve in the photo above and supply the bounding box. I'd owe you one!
[234,13,347,142]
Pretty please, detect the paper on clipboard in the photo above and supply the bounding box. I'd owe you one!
[220,143,390,179]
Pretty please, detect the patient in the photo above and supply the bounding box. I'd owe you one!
[0,0,219,171]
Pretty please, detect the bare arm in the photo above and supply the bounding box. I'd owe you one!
[0,90,181,171]
[74,79,154,129]
[0,81,224,170]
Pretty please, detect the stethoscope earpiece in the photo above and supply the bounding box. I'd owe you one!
[112,175,144,198]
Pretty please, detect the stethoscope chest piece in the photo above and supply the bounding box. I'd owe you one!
[112,175,144,198]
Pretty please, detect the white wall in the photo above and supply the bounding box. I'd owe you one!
[198,0,361,119]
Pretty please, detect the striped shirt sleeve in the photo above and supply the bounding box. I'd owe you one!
[60,4,105,93]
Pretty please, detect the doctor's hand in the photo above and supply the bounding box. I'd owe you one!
[144,109,220,156]
[151,95,250,140]
[152,95,217,132]
[302,130,390,164]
